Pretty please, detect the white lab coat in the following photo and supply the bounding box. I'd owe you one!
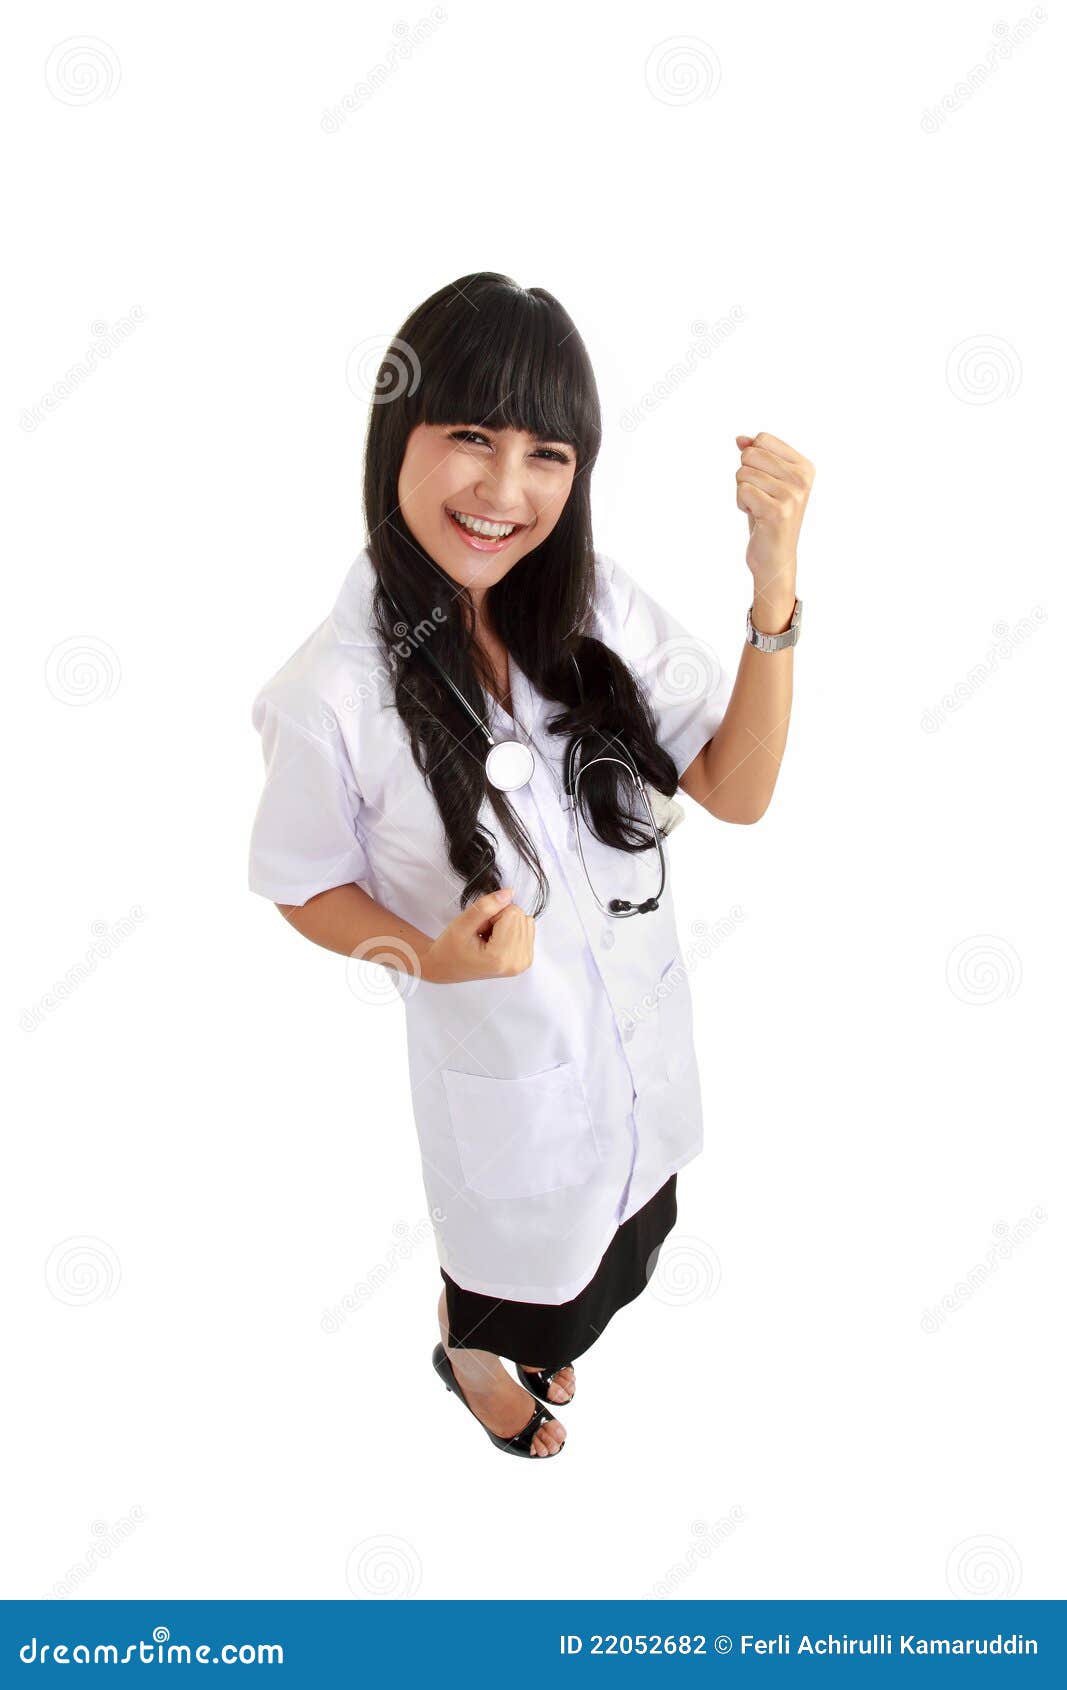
[248,547,731,1303]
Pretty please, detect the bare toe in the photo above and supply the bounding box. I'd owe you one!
[535,1416,565,1455]
[552,1367,576,1401]
[522,1363,575,1403]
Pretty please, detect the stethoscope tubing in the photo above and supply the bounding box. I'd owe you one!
[380,581,666,914]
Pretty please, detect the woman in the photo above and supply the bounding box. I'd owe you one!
[248,272,813,1458]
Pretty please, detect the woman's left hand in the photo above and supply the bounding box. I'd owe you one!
[735,431,815,626]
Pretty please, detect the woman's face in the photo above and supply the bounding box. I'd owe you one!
[397,423,577,596]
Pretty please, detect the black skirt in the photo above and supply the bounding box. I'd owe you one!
[441,1173,678,1370]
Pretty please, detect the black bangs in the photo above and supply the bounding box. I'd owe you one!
[404,273,602,468]
[362,270,680,920]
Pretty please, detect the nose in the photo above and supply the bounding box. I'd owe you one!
[474,448,528,518]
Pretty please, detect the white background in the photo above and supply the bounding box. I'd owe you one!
[3,0,1062,1603]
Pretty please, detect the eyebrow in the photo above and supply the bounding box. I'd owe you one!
[449,422,575,448]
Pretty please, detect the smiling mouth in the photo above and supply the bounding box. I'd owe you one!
[446,507,525,540]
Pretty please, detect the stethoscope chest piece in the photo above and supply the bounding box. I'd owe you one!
[485,738,536,792]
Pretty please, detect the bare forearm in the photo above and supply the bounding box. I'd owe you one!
[277,882,432,972]
[678,587,795,824]
[276,882,531,986]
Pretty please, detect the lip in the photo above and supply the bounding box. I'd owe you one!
[445,506,528,553]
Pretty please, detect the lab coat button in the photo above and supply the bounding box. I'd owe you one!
[622,1022,635,1043]
[600,929,616,951]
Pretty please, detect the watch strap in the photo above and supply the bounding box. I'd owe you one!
[746,597,802,652]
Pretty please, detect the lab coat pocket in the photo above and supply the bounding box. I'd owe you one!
[441,1059,600,1201]
[656,956,696,1082]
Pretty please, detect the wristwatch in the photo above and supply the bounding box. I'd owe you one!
[746,597,802,652]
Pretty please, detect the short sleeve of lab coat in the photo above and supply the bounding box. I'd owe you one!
[248,698,371,906]
[599,555,732,780]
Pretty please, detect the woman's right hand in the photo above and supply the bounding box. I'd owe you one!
[420,889,534,984]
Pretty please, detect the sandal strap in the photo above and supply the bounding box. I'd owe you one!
[503,1400,555,1453]
[519,1362,573,1395]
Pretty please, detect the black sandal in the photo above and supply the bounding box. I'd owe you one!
[432,1343,565,1458]
[512,1360,576,1404]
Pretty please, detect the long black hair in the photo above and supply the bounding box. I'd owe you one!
[362,271,679,917]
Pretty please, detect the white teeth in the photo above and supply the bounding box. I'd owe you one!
[449,510,517,539]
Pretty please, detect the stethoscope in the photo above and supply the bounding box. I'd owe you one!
[382,585,665,917]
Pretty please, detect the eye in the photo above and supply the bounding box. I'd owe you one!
[448,428,491,447]
[446,428,572,465]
